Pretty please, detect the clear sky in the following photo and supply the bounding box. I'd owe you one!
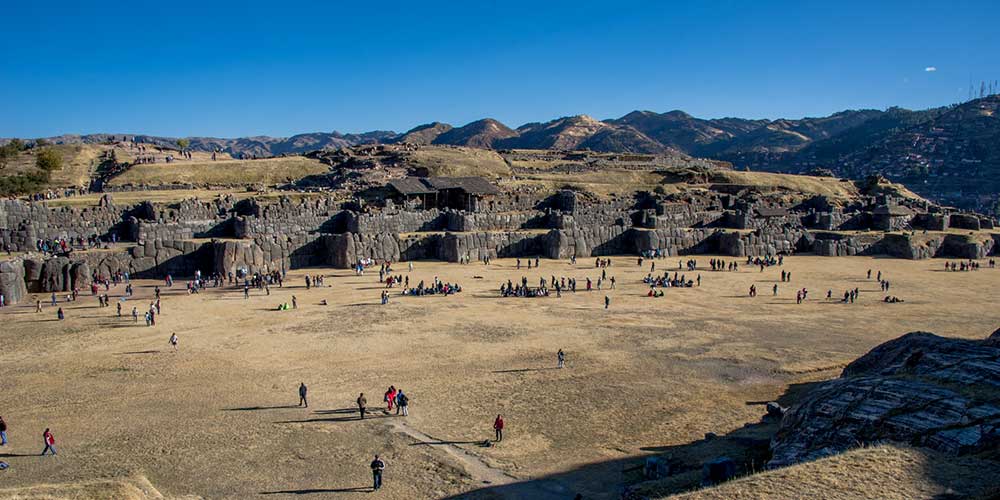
[1,0,997,138]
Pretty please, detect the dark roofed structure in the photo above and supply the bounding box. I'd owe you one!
[386,176,500,211]
[387,178,436,196]
[424,177,501,195]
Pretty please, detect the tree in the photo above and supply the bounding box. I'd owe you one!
[36,148,63,172]
[176,138,190,150]
[35,138,50,147]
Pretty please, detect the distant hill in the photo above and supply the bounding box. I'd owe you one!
[431,119,516,148]
[11,96,1000,213]
[393,122,453,145]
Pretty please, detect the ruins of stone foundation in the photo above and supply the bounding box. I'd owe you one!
[1,175,998,306]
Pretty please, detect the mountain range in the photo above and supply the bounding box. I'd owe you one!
[21,95,1000,214]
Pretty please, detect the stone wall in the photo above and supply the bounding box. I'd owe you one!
[0,199,125,251]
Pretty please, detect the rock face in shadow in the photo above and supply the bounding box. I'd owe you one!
[768,331,1000,468]
[0,258,28,304]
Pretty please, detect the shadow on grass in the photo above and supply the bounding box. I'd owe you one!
[492,367,560,374]
[224,405,299,411]
[442,381,825,499]
[260,486,371,495]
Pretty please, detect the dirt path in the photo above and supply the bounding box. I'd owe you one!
[390,420,573,499]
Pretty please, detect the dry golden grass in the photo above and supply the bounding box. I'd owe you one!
[108,156,328,187]
[1,145,100,188]
[2,256,999,498]
[404,147,511,178]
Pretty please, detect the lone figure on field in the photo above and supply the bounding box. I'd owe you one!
[557,349,565,369]
[370,454,386,490]
[168,333,178,351]
[41,428,56,456]
[298,383,308,408]
[357,393,367,420]
[493,414,504,442]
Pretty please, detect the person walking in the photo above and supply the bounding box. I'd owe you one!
[557,349,565,369]
[604,295,610,309]
[493,415,504,442]
[370,455,386,490]
[0,416,7,446]
[41,428,56,456]
[298,383,308,408]
[357,393,367,420]
[168,333,178,351]
[397,391,408,416]
[385,386,396,412]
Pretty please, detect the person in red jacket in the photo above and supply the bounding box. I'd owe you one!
[41,428,56,456]
[493,415,504,442]
[384,386,396,412]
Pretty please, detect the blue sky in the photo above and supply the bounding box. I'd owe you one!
[1,0,997,138]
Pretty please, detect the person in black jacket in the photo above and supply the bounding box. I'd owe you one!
[298,383,308,408]
[370,455,386,490]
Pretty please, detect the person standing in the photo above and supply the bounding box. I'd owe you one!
[397,391,408,416]
[557,349,565,369]
[604,295,610,309]
[0,416,7,446]
[298,383,308,408]
[357,393,367,420]
[57,307,64,320]
[493,415,504,442]
[169,333,178,351]
[41,428,56,456]
[385,386,396,412]
[370,455,386,490]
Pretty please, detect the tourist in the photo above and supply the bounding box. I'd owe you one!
[132,306,138,322]
[385,386,396,412]
[292,295,297,309]
[57,307,64,320]
[397,390,408,416]
[41,428,56,456]
[169,333,178,351]
[357,393,367,419]
[370,455,386,490]
[299,383,308,408]
[604,295,610,309]
[557,349,565,368]
[493,415,504,442]
[0,416,7,445]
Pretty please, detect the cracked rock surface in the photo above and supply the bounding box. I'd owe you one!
[768,330,1000,468]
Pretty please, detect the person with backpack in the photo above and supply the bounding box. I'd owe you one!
[493,415,504,442]
[370,455,386,490]
[396,391,408,416]
[41,428,56,456]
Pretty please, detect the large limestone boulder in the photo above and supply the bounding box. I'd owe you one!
[69,261,91,290]
[0,258,28,305]
[769,331,1000,468]
[39,256,72,292]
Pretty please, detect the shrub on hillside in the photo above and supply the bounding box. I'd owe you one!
[35,148,63,171]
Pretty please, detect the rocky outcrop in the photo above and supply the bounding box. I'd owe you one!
[0,258,28,305]
[769,331,1000,468]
